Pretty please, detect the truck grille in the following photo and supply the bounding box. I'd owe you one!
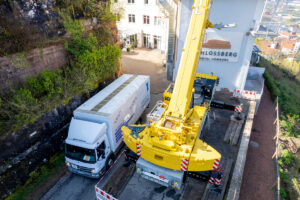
[75,165,93,173]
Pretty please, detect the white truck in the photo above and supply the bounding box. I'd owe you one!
[65,74,150,178]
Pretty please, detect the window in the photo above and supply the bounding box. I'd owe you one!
[144,0,149,4]
[114,0,118,3]
[128,14,135,23]
[153,35,161,49]
[65,144,96,163]
[143,15,150,24]
[128,0,134,3]
[130,34,137,43]
[96,141,106,159]
[154,17,161,26]
[143,34,151,48]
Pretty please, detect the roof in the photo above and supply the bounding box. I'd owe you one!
[75,74,148,116]
[280,31,295,37]
[273,36,288,42]
[257,41,279,56]
[281,38,299,50]
[67,118,106,146]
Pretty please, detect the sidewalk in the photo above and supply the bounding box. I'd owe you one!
[239,86,276,200]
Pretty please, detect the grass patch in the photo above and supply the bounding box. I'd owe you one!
[5,152,65,200]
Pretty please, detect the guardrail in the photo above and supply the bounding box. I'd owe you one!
[272,97,280,200]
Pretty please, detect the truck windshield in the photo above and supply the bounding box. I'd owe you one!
[65,144,96,163]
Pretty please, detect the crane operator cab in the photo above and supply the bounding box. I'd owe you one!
[163,73,219,108]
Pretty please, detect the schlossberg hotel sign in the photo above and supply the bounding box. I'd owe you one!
[200,31,244,62]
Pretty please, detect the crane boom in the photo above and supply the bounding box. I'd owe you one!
[167,0,211,119]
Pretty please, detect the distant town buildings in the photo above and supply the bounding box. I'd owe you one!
[258,30,300,59]
[258,0,300,37]
[255,0,300,61]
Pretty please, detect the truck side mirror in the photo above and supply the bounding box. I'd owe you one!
[97,149,105,160]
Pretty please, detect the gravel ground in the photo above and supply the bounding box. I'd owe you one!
[239,86,276,200]
[121,48,170,94]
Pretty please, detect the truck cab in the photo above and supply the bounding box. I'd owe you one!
[65,118,112,178]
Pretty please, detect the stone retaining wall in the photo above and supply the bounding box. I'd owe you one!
[0,77,115,199]
[0,44,67,91]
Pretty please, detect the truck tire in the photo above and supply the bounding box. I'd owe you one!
[106,154,115,171]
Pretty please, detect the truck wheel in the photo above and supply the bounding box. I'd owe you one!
[106,154,115,171]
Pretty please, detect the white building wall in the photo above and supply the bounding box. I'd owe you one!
[294,42,300,52]
[112,0,169,53]
[174,0,266,91]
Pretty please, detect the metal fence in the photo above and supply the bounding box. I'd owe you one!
[272,96,280,200]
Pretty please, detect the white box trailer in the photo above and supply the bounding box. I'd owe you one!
[65,74,150,178]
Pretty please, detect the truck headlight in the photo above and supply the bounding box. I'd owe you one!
[137,167,141,173]
[66,162,70,166]
[91,169,96,173]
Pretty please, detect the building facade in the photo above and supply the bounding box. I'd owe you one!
[111,0,173,55]
[173,0,266,91]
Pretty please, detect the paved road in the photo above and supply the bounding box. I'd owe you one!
[41,172,98,200]
[40,49,170,200]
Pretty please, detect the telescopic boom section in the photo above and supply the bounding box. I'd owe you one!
[167,0,212,118]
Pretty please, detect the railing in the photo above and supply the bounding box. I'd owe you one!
[272,96,280,200]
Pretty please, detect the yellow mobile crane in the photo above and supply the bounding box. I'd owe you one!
[121,0,230,187]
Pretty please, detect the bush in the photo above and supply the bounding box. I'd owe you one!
[263,70,280,100]
[63,14,121,89]
[61,14,99,59]
[280,187,287,199]
[261,57,300,119]
[280,149,295,166]
[26,78,45,98]
[279,168,289,184]
[25,71,62,99]
[78,45,121,89]
[281,115,300,137]
[15,89,37,105]
[40,70,63,98]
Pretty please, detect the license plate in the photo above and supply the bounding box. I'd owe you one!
[71,164,78,169]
